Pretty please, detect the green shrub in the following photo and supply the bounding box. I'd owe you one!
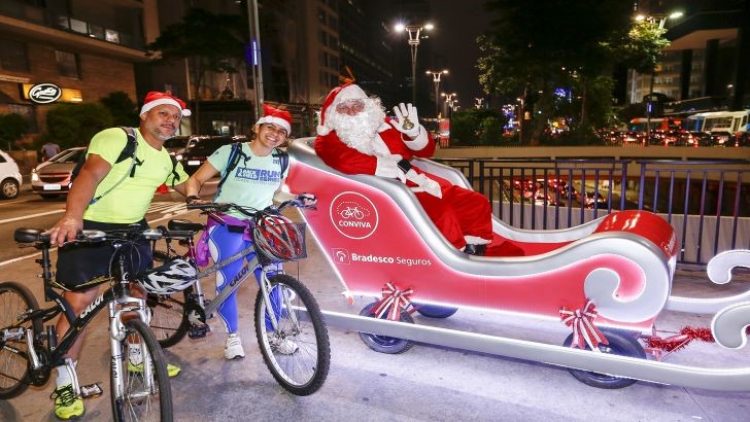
[0,113,30,145]
[42,103,113,149]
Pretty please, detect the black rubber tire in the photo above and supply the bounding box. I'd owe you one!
[415,303,458,319]
[254,274,330,396]
[0,179,19,199]
[0,282,42,399]
[358,302,415,354]
[147,290,190,348]
[148,249,191,348]
[110,319,173,422]
[563,329,645,389]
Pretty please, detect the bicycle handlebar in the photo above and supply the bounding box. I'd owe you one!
[13,227,194,246]
[187,198,315,217]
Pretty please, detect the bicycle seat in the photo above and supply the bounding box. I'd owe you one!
[14,228,45,243]
[168,219,204,232]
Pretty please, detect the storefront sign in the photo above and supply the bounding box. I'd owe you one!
[28,83,62,104]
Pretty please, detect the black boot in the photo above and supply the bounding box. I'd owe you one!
[464,244,486,256]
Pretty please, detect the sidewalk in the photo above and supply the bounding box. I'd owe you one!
[3,211,750,421]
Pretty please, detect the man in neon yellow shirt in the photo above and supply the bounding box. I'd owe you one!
[46,91,190,420]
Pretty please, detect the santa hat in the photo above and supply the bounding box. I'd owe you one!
[140,91,191,117]
[316,83,367,136]
[256,103,292,134]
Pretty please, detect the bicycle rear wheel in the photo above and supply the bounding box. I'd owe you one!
[110,319,173,422]
[0,281,42,399]
[254,274,330,396]
[146,291,190,348]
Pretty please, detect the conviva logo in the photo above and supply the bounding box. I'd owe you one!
[330,192,379,239]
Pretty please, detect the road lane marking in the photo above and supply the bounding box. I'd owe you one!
[0,205,195,267]
[0,209,65,224]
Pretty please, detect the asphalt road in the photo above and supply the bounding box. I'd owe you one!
[1,188,750,421]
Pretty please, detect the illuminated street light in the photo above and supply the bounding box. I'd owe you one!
[474,97,485,109]
[426,69,448,118]
[634,10,684,142]
[394,22,434,104]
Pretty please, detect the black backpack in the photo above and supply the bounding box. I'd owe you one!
[216,142,289,196]
[71,127,179,204]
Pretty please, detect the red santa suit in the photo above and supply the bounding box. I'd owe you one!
[315,113,493,250]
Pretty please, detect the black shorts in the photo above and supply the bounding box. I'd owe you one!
[55,219,152,289]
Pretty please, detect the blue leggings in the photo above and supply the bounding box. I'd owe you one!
[207,224,250,334]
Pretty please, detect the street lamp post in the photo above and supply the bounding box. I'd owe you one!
[426,69,448,118]
[395,22,434,104]
[635,11,683,145]
[441,92,457,118]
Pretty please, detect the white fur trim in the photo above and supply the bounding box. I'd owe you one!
[317,125,331,136]
[256,116,291,134]
[402,126,428,150]
[140,98,191,116]
[464,235,491,245]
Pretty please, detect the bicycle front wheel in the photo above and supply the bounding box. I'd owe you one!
[147,291,190,348]
[110,319,173,422]
[254,274,330,396]
[0,281,42,399]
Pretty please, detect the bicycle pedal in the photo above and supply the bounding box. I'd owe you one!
[188,325,208,338]
[80,383,103,399]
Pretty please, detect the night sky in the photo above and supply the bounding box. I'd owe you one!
[426,0,491,108]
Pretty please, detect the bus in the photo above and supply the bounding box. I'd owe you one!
[685,110,750,134]
[628,117,682,133]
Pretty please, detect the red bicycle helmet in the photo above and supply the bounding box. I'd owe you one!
[253,214,306,261]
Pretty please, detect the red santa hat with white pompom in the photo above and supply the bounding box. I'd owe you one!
[140,91,191,117]
[256,103,292,134]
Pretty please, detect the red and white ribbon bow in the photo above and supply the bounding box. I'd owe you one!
[560,300,609,350]
[373,282,414,321]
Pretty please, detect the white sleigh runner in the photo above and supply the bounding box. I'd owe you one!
[286,137,750,391]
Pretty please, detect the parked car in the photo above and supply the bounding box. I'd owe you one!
[31,147,85,199]
[0,149,23,199]
[176,135,246,174]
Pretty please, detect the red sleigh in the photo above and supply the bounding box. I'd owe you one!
[285,138,750,390]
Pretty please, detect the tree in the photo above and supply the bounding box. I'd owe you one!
[99,91,138,126]
[146,8,246,100]
[42,104,113,149]
[449,108,508,146]
[477,1,666,144]
[0,113,29,148]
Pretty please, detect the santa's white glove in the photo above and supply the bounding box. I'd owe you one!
[392,103,421,138]
[405,169,442,198]
[375,154,406,183]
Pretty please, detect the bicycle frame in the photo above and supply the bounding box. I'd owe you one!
[170,230,288,333]
[18,241,151,387]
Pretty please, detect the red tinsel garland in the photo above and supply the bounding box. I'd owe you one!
[646,326,714,352]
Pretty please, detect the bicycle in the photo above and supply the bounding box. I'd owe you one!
[0,226,194,421]
[146,200,331,396]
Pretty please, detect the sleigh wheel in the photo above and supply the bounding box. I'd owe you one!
[415,303,458,319]
[563,329,645,389]
[358,302,414,354]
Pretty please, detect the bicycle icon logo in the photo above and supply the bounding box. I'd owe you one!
[339,206,365,220]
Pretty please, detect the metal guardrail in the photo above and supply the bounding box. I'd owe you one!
[435,157,750,266]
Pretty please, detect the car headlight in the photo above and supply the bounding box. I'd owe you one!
[31,169,39,182]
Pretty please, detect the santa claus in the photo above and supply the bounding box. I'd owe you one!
[314,83,495,255]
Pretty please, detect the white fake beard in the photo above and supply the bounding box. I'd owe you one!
[328,98,389,156]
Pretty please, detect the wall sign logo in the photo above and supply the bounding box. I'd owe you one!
[332,248,350,264]
[29,83,62,104]
[330,191,378,239]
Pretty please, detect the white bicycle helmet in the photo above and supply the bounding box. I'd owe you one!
[253,214,306,261]
[140,258,197,294]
